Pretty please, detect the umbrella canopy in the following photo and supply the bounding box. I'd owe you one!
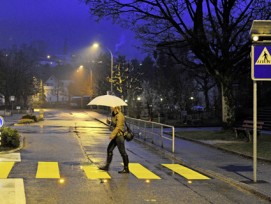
[88,95,127,107]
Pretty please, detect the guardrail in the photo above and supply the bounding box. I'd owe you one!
[125,116,175,153]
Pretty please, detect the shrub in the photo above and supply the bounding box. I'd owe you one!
[0,127,20,148]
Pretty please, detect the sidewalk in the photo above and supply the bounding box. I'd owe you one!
[92,112,271,202]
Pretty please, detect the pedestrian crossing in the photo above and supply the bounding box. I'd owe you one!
[0,160,210,181]
[0,153,211,181]
[0,160,212,204]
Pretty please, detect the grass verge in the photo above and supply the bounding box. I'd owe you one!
[175,130,271,161]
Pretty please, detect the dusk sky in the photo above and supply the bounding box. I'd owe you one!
[0,0,145,60]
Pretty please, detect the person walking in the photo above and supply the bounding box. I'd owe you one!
[99,106,129,173]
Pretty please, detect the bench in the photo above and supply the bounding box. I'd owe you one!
[234,120,264,142]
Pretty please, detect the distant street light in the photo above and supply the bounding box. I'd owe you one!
[77,65,83,72]
[92,43,114,94]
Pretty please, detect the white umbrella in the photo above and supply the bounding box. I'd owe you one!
[88,95,127,107]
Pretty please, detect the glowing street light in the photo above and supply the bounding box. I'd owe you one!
[252,35,259,42]
[77,65,83,72]
[92,43,99,49]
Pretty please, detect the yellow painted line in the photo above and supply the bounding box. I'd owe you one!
[0,162,15,178]
[162,164,210,180]
[36,162,60,179]
[83,165,111,179]
[129,163,161,179]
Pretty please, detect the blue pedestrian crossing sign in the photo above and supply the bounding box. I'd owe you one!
[0,116,4,127]
[252,45,271,81]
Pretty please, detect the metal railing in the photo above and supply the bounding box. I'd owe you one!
[125,116,175,153]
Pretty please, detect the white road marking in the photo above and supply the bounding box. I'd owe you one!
[0,179,26,204]
[0,153,21,162]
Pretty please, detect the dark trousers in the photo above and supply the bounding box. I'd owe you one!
[103,135,129,171]
[107,135,127,157]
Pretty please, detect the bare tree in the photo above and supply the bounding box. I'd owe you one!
[0,46,38,109]
[124,58,143,117]
[84,0,271,127]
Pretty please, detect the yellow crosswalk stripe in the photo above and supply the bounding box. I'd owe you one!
[0,160,211,181]
[162,164,210,180]
[36,162,60,179]
[0,162,15,178]
[83,165,111,179]
[129,163,161,180]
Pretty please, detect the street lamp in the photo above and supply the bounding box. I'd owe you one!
[77,65,83,72]
[92,43,114,94]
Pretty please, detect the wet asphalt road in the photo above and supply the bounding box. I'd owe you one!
[8,109,270,204]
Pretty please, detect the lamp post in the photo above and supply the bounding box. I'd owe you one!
[107,48,113,94]
[92,43,113,94]
[136,96,141,119]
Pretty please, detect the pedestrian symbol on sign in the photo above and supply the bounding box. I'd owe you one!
[255,47,271,65]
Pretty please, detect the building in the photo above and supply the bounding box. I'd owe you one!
[43,75,72,104]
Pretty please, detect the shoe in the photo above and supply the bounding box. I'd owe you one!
[99,165,109,171]
[119,155,129,174]
[118,167,129,174]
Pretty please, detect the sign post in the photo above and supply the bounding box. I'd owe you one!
[10,96,15,115]
[250,20,271,182]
